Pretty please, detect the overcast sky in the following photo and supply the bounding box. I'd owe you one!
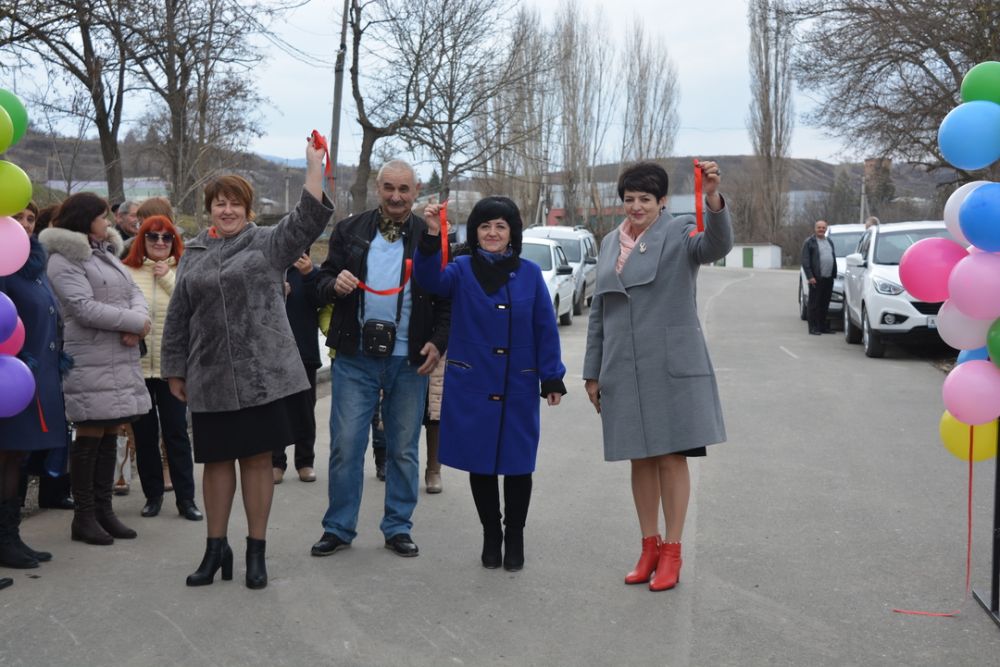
[249,0,851,167]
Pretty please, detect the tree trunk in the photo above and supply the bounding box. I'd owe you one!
[93,107,125,204]
[350,129,378,215]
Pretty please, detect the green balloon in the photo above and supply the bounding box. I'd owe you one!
[961,61,1000,106]
[0,161,32,216]
[0,107,12,154]
[989,319,1000,369]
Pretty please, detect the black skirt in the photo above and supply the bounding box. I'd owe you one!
[191,395,297,464]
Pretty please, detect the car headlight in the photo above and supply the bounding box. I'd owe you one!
[872,276,904,295]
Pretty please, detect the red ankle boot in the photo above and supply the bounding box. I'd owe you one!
[625,535,661,585]
[649,542,682,591]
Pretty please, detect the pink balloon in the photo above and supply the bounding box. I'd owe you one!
[899,237,968,302]
[948,252,1000,319]
[942,359,1000,425]
[937,299,993,350]
[0,316,24,355]
[0,217,29,276]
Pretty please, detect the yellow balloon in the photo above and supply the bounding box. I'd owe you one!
[0,161,32,216]
[0,107,12,154]
[939,410,998,462]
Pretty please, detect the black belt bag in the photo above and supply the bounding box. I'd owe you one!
[362,319,397,358]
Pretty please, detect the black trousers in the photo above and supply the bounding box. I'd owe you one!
[807,276,834,332]
[469,473,532,529]
[132,378,196,501]
[273,366,317,471]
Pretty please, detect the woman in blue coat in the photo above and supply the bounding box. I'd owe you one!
[414,197,566,571]
[0,217,69,571]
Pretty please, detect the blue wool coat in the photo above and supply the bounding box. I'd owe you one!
[413,248,566,475]
[0,236,69,453]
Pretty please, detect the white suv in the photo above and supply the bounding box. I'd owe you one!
[798,223,865,325]
[523,226,598,315]
[842,221,953,357]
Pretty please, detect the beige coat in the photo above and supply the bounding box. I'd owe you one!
[127,257,176,378]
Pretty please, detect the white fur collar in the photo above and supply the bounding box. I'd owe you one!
[40,226,125,262]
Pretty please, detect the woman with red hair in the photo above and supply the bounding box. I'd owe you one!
[122,216,202,522]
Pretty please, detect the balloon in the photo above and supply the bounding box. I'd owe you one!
[0,292,15,342]
[0,162,32,218]
[0,317,24,355]
[957,346,989,364]
[937,299,993,350]
[939,411,998,462]
[959,183,1000,252]
[948,251,1000,319]
[944,181,988,246]
[0,216,30,276]
[938,101,1000,171]
[942,360,1000,425]
[0,89,28,145]
[0,354,34,418]
[988,319,1000,368]
[962,61,1000,106]
[0,106,12,154]
[899,237,968,302]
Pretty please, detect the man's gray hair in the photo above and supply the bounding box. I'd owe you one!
[119,199,138,214]
[376,160,416,185]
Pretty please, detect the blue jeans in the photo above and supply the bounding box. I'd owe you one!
[322,353,428,542]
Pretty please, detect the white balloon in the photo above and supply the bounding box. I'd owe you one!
[937,299,994,350]
[944,181,990,246]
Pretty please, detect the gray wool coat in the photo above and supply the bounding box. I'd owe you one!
[40,227,152,423]
[160,190,334,413]
[582,203,733,461]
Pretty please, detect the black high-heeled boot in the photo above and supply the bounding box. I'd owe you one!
[482,523,503,569]
[470,473,503,569]
[245,537,267,590]
[502,474,532,572]
[186,537,233,586]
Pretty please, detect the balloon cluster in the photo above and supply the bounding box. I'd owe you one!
[0,88,36,419]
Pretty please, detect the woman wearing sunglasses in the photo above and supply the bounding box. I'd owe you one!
[122,216,202,522]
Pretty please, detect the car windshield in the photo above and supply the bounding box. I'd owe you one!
[554,239,581,262]
[830,232,863,257]
[520,243,552,270]
[874,228,953,265]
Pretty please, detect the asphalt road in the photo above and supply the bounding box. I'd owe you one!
[3,266,999,666]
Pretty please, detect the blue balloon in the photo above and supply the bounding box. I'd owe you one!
[957,346,990,364]
[0,291,16,342]
[938,101,1000,170]
[0,354,34,418]
[960,182,1000,252]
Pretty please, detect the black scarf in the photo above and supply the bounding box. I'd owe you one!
[470,249,520,295]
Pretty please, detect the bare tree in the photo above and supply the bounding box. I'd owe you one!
[0,0,131,202]
[747,0,794,242]
[792,0,1000,180]
[619,19,680,163]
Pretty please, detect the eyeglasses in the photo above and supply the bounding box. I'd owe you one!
[145,232,174,244]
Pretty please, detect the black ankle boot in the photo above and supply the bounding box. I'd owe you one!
[186,537,233,586]
[503,527,524,572]
[0,499,38,569]
[245,537,267,590]
[482,523,503,569]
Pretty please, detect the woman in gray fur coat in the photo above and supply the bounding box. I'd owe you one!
[41,193,153,547]
[161,140,333,590]
[583,161,732,593]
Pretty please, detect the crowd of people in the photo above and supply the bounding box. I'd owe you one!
[0,147,731,593]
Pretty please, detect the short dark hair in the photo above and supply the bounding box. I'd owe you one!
[53,193,109,235]
[35,204,58,233]
[204,175,255,220]
[466,196,523,255]
[617,161,669,201]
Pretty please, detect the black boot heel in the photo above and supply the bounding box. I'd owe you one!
[245,537,267,590]
[186,537,233,586]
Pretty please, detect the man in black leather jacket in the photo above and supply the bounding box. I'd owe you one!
[801,219,837,335]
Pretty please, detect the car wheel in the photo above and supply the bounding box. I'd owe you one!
[573,288,584,316]
[799,280,808,321]
[844,306,861,344]
[559,300,573,326]
[862,306,885,358]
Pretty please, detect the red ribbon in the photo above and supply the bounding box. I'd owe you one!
[310,129,333,179]
[689,159,704,238]
[891,426,976,617]
[439,200,449,270]
[357,259,412,295]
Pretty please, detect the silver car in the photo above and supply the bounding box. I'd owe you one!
[523,226,598,315]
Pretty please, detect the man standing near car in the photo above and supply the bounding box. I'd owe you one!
[801,220,836,335]
[310,160,450,560]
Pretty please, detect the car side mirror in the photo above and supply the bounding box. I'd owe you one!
[585,256,597,264]
[557,265,573,275]
[845,252,865,268]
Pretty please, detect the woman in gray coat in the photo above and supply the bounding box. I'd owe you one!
[162,141,333,590]
[41,193,153,547]
[583,161,732,592]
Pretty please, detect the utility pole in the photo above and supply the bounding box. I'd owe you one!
[859,176,867,225]
[328,0,350,202]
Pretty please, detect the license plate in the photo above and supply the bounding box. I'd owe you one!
[927,316,937,329]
